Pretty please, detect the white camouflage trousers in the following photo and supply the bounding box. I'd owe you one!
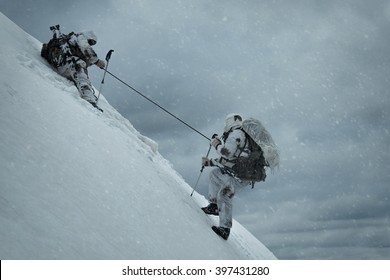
[57,58,96,103]
[208,168,250,228]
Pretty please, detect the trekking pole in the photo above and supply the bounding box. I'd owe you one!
[190,134,217,196]
[96,49,114,105]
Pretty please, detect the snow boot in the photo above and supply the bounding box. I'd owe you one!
[212,226,230,240]
[201,203,219,216]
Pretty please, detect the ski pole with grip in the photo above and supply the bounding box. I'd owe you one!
[190,134,218,196]
[96,49,114,105]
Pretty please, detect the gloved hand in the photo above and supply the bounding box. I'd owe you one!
[95,59,106,69]
[202,157,210,167]
[211,137,222,149]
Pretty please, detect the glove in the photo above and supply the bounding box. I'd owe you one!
[202,157,211,167]
[95,59,106,69]
[211,137,222,149]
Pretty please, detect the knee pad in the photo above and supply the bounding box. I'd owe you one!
[222,187,234,199]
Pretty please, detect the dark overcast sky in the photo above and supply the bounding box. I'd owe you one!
[1,0,389,259]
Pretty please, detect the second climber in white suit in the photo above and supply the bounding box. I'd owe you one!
[57,31,106,108]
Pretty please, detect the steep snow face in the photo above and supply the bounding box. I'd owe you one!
[0,12,276,260]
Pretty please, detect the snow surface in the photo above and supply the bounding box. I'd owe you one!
[0,12,276,260]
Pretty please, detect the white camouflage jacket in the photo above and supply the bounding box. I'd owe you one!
[214,128,248,168]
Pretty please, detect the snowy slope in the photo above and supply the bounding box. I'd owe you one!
[0,12,276,260]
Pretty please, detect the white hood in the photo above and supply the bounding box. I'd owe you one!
[80,30,97,42]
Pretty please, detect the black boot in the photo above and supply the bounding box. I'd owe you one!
[201,203,219,216]
[212,226,230,240]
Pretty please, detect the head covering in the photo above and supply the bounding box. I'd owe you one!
[79,30,98,45]
[224,113,242,132]
[81,30,98,42]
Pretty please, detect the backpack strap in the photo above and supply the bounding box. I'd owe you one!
[236,128,249,156]
[237,130,256,188]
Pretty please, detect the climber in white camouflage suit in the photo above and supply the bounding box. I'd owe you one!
[201,114,251,240]
[56,31,105,107]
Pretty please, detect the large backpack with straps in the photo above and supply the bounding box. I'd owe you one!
[232,118,280,183]
[41,25,74,67]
